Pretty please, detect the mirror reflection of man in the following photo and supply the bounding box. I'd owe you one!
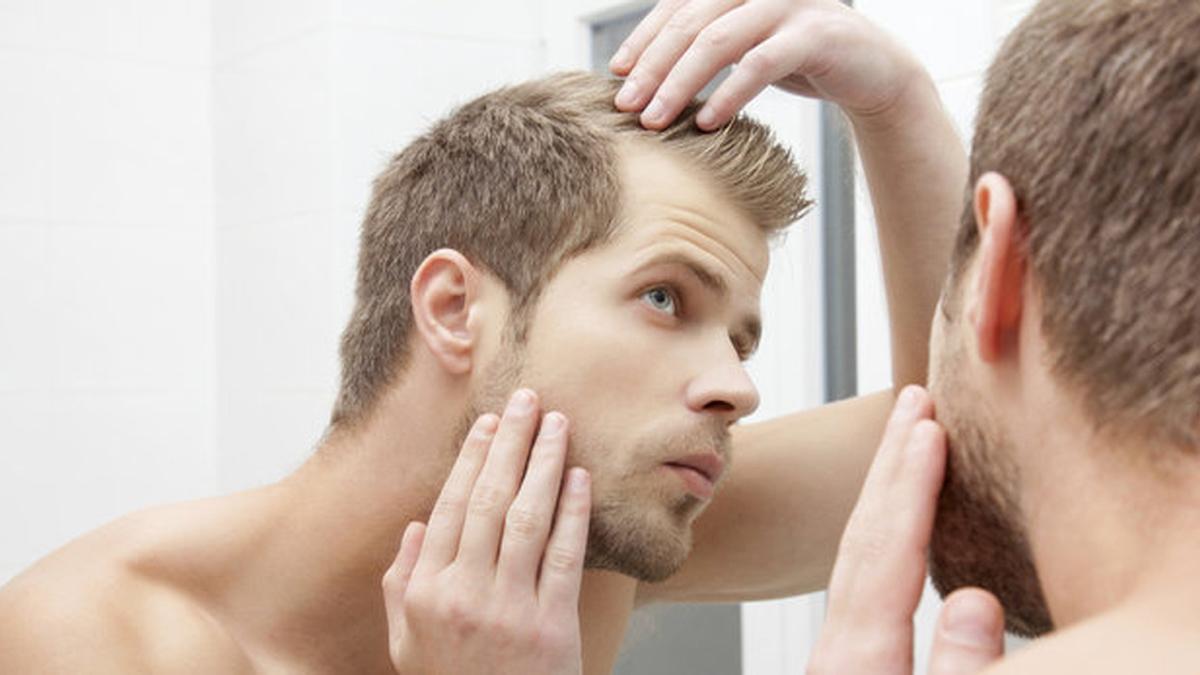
[0,1,970,673]
[802,1,1200,673]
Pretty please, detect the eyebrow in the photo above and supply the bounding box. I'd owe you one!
[635,251,763,357]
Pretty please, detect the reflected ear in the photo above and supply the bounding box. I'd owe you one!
[409,249,483,375]
[970,172,1026,363]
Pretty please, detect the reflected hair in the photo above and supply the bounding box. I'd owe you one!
[331,71,811,429]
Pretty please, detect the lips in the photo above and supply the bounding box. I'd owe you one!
[664,453,725,484]
[662,452,726,499]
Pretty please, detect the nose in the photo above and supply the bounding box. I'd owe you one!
[684,358,761,425]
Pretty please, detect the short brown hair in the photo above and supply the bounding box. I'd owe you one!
[949,0,1200,448]
[331,71,810,428]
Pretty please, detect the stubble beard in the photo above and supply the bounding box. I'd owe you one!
[461,340,724,583]
[928,341,1055,637]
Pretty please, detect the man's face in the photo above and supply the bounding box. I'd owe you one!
[926,281,1054,637]
[473,143,768,582]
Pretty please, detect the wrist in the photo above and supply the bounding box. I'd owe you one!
[846,64,942,138]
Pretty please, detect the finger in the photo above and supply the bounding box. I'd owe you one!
[496,412,571,592]
[456,388,541,570]
[414,414,498,572]
[615,0,742,113]
[640,2,782,130]
[609,0,688,76]
[696,28,819,129]
[537,468,591,612]
[382,521,427,624]
[825,387,944,629]
[928,588,1005,675]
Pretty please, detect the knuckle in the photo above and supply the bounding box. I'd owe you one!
[487,613,528,643]
[504,505,546,541]
[439,597,483,635]
[401,581,435,613]
[697,23,733,53]
[467,483,508,517]
[663,4,698,34]
[430,493,465,520]
[381,567,400,592]
[543,545,582,574]
[740,46,778,76]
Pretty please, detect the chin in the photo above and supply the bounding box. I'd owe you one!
[582,495,697,582]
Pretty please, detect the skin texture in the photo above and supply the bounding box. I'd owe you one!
[383,397,592,675]
[926,173,1200,674]
[811,172,1200,674]
[808,386,1004,675]
[0,1,968,673]
[626,0,969,606]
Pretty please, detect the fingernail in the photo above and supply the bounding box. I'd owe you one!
[615,79,639,108]
[568,467,590,492]
[695,106,716,130]
[610,45,630,71]
[943,593,999,646]
[642,97,665,125]
[509,389,535,413]
[899,385,922,409]
[541,411,564,435]
[476,413,499,435]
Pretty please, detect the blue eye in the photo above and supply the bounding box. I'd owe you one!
[643,286,678,315]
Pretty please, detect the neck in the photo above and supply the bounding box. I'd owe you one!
[1021,410,1200,630]
[193,375,636,672]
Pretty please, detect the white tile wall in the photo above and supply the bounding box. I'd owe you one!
[211,0,333,64]
[337,0,542,43]
[0,224,52,392]
[334,25,544,212]
[857,0,995,82]
[0,1,209,67]
[212,32,340,229]
[216,212,349,394]
[0,2,215,583]
[46,225,211,392]
[0,51,52,222]
[216,389,334,492]
[0,390,215,580]
[46,58,212,229]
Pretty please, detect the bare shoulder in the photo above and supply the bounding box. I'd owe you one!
[982,610,1199,675]
[0,517,254,675]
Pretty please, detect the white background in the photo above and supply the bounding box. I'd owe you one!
[0,0,1034,671]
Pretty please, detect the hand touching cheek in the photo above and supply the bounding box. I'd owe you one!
[382,390,590,675]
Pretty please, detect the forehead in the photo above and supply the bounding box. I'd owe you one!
[604,141,771,285]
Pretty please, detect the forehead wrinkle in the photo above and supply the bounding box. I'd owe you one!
[633,202,768,284]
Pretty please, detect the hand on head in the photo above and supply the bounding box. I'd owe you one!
[610,0,924,131]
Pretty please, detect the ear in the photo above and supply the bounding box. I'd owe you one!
[409,249,485,375]
[969,172,1026,363]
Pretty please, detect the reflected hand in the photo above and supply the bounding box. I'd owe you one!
[610,0,924,131]
[808,386,1005,675]
[383,390,590,675]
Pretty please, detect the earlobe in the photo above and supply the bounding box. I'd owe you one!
[409,249,482,375]
[971,173,1026,363]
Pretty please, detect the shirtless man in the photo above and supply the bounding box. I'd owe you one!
[0,1,967,673]
[812,1,1200,672]
[384,1,1200,673]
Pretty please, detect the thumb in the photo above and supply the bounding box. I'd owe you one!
[383,521,427,621]
[928,587,1005,675]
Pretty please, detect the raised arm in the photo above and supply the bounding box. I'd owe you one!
[613,0,967,604]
